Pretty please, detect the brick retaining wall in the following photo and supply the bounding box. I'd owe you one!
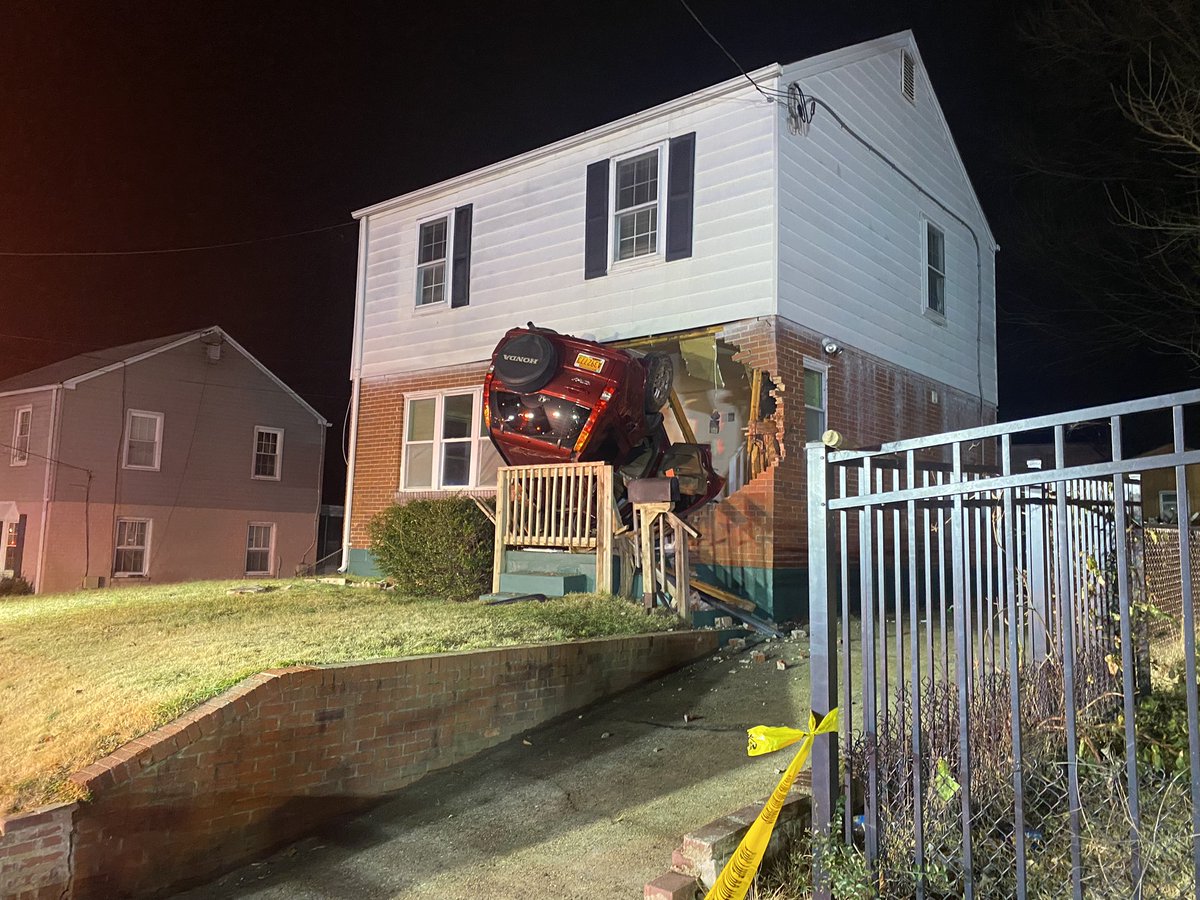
[0,631,720,899]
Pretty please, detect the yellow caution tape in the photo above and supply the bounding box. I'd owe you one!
[704,708,840,900]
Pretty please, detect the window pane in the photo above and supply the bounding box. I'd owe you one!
[441,442,471,486]
[804,370,824,408]
[127,441,156,468]
[927,223,944,270]
[418,219,447,264]
[404,444,434,488]
[478,440,501,488]
[418,262,445,306]
[928,270,945,315]
[407,398,436,441]
[806,408,827,443]
[616,151,658,211]
[130,414,157,442]
[442,394,474,439]
[616,207,657,260]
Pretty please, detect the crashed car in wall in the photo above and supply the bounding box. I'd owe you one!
[482,324,724,517]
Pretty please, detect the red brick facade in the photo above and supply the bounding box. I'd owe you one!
[0,632,720,899]
[346,316,995,611]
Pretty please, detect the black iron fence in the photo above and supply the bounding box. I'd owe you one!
[806,391,1200,899]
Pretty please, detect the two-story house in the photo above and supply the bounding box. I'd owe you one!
[0,327,328,594]
[341,32,998,620]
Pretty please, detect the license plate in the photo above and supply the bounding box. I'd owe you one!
[574,352,606,373]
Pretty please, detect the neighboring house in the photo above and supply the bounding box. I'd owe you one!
[342,32,998,620]
[0,327,328,594]
[1139,444,1198,525]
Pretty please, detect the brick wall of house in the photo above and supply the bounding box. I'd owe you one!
[0,632,718,900]
[0,803,75,900]
[349,361,490,547]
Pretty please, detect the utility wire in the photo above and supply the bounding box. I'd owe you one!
[0,439,91,474]
[0,221,354,257]
[676,0,775,104]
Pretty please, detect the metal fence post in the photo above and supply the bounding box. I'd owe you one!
[808,441,839,899]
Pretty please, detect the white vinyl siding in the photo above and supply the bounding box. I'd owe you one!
[10,406,31,466]
[123,410,163,470]
[114,518,150,576]
[252,426,284,480]
[357,76,776,378]
[777,41,996,403]
[245,522,275,575]
[401,389,500,491]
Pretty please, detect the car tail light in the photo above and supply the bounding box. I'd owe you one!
[482,368,494,429]
[573,386,613,455]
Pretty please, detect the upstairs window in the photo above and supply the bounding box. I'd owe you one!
[804,368,827,442]
[613,149,660,261]
[416,216,449,306]
[252,427,284,480]
[10,406,31,466]
[114,518,150,576]
[402,389,500,491]
[123,410,163,470]
[925,221,946,318]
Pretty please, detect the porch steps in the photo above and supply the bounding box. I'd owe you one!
[497,571,589,596]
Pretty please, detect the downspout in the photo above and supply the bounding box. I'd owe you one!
[340,216,369,572]
[33,385,61,592]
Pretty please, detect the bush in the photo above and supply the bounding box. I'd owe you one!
[0,575,32,597]
[368,498,493,600]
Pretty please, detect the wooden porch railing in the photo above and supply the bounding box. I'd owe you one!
[492,462,614,593]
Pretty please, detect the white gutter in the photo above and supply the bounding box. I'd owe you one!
[340,217,369,572]
[33,386,61,592]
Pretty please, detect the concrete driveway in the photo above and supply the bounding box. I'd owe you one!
[176,635,812,900]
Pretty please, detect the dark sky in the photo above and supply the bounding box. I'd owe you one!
[1,1,1193,500]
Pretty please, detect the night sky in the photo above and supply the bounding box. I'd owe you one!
[2,1,1193,500]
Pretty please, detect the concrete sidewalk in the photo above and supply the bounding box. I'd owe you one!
[176,635,812,900]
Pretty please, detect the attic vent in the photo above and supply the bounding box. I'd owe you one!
[901,51,916,104]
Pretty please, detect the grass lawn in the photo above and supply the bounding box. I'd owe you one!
[0,579,678,816]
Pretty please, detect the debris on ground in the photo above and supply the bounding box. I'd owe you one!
[776,659,788,671]
[751,651,767,664]
[226,585,272,595]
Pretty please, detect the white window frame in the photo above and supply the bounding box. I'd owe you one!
[1160,490,1180,524]
[610,143,667,267]
[245,522,276,576]
[922,216,947,322]
[399,388,498,492]
[10,406,31,466]
[802,359,829,444]
[122,410,164,471]
[113,517,151,577]
[251,426,284,481]
[414,212,454,309]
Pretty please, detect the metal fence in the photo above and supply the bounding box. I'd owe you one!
[806,390,1200,899]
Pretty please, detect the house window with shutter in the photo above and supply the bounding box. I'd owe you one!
[414,205,473,308]
[10,406,31,466]
[613,149,660,261]
[584,132,696,278]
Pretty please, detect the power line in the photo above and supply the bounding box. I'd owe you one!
[676,0,775,104]
[0,439,91,474]
[0,221,354,258]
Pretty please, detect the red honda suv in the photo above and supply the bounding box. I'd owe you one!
[483,324,723,516]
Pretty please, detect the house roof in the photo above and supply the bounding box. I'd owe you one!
[352,30,994,246]
[0,326,329,426]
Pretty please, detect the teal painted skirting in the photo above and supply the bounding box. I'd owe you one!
[692,563,809,623]
[346,548,383,579]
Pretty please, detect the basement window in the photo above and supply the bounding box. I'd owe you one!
[114,518,151,576]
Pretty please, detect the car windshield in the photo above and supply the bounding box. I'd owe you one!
[491,391,591,447]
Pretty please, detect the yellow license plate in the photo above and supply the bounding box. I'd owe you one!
[574,353,606,373]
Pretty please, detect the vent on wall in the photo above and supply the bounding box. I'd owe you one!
[901,51,916,104]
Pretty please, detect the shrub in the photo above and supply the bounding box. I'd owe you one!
[0,575,33,597]
[368,498,493,600]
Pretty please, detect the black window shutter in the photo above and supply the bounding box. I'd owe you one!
[450,204,473,308]
[665,132,696,262]
[584,159,609,279]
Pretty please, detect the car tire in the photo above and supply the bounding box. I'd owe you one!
[493,332,558,392]
[643,352,673,413]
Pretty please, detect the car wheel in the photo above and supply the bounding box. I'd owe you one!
[643,352,673,413]
[493,332,558,392]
